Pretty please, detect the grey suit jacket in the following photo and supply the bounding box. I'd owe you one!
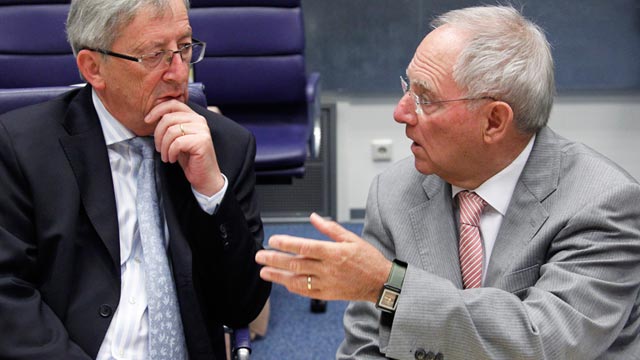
[337,127,640,360]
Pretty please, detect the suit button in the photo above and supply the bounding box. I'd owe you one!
[219,224,228,239]
[435,353,444,360]
[98,304,113,318]
[414,348,435,360]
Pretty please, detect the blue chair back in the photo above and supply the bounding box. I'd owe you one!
[0,1,79,88]
[0,83,208,116]
[0,0,319,181]
[190,0,320,181]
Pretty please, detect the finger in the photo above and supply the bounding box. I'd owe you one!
[310,212,359,243]
[267,234,337,260]
[259,267,321,295]
[144,99,191,126]
[255,249,323,275]
[166,128,212,164]
[304,274,322,293]
[156,115,183,161]
[155,114,208,162]
[152,112,187,152]
[162,118,193,163]
[148,99,200,150]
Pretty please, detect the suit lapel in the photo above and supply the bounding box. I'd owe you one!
[158,161,216,355]
[484,128,559,286]
[158,161,192,283]
[409,176,463,287]
[59,86,120,270]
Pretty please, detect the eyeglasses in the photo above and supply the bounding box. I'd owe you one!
[83,39,206,70]
[400,76,495,115]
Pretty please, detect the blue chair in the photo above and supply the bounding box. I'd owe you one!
[0,0,321,183]
[0,83,207,116]
[190,0,321,183]
[0,0,80,88]
[0,83,253,360]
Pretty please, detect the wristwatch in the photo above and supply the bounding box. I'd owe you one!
[376,259,408,313]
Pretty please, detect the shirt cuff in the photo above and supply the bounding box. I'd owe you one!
[192,174,228,215]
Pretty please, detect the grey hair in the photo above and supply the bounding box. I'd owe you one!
[66,0,190,56]
[431,5,555,134]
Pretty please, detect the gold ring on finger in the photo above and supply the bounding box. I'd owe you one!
[180,123,186,136]
[307,275,312,291]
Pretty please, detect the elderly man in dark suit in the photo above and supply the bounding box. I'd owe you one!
[0,0,270,359]
[256,5,640,359]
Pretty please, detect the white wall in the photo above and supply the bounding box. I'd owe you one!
[333,94,640,222]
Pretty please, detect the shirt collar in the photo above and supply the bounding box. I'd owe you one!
[92,89,136,146]
[452,134,536,215]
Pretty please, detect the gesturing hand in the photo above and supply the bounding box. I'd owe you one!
[145,100,224,196]
[255,213,392,303]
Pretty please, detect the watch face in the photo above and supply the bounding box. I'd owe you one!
[378,288,399,310]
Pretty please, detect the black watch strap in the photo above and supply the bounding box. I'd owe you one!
[376,259,408,313]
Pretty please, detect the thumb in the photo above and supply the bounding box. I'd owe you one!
[310,212,358,243]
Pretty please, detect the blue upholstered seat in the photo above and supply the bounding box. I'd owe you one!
[190,0,320,181]
[0,0,318,182]
[0,1,80,88]
[0,83,207,116]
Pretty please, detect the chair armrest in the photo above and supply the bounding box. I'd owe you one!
[188,82,207,108]
[233,327,251,360]
[306,72,321,158]
[306,72,321,105]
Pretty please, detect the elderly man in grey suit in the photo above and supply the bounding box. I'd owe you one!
[255,5,640,360]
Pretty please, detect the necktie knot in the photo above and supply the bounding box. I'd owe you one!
[457,191,487,227]
[129,137,155,160]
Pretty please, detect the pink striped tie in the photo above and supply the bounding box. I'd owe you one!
[457,191,487,289]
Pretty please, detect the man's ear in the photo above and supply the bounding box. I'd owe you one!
[482,101,513,144]
[76,49,106,90]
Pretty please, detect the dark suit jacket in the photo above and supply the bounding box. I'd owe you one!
[0,85,271,359]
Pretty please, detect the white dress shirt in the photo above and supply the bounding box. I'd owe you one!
[93,90,227,360]
[452,135,535,285]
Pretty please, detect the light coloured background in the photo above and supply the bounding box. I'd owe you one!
[332,94,640,222]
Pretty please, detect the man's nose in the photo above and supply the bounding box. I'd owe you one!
[163,51,189,81]
[166,50,187,67]
[393,94,417,126]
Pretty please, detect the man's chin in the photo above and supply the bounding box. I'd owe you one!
[413,158,434,176]
[131,122,157,137]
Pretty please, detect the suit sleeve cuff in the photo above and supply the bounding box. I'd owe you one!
[192,173,228,215]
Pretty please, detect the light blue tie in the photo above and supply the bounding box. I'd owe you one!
[130,137,187,360]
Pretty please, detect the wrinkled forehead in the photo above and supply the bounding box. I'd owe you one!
[117,0,191,48]
[406,25,470,90]
[411,26,468,71]
[136,0,187,24]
